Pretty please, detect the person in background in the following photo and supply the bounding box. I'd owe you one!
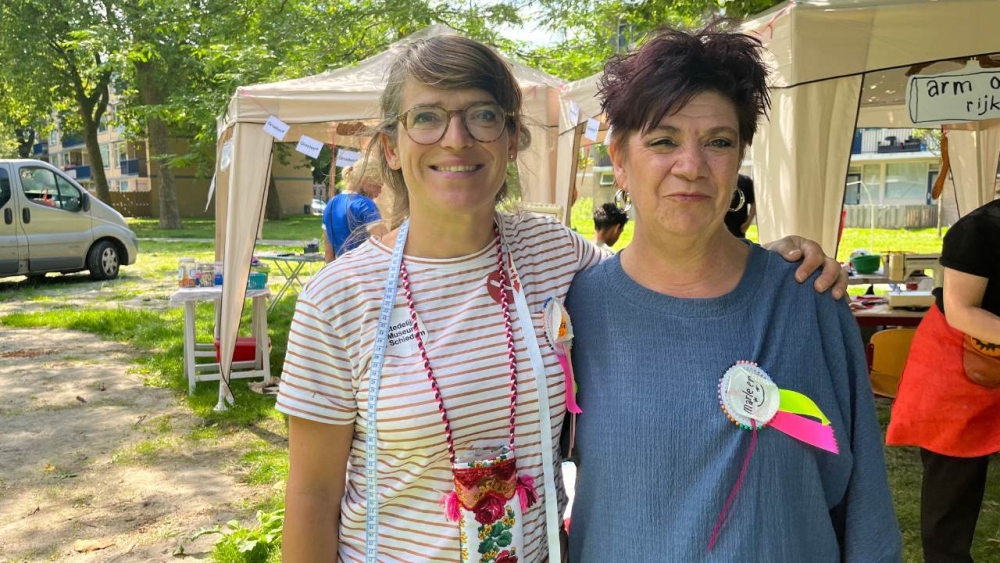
[592,202,628,253]
[887,197,1000,563]
[278,33,849,563]
[566,24,901,562]
[322,157,383,262]
[724,174,756,238]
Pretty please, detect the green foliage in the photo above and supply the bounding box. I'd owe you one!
[525,0,786,80]
[185,509,284,563]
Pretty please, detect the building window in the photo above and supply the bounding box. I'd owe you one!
[118,142,128,163]
[49,130,59,145]
[598,172,615,186]
[845,172,862,205]
[885,162,928,201]
[100,145,110,168]
[862,164,880,204]
[118,180,130,192]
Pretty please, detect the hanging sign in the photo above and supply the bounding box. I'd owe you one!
[336,148,362,168]
[908,61,1000,124]
[296,135,323,159]
[583,118,601,142]
[263,115,290,141]
[568,101,580,126]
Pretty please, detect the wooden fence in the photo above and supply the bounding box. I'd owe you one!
[106,191,153,218]
[844,204,938,229]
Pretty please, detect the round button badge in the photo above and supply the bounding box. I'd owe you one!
[719,362,780,430]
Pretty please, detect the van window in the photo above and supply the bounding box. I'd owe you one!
[20,167,82,212]
[55,175,84,212]
[0,168,10,208]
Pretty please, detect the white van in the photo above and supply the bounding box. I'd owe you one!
[0,159,138,280]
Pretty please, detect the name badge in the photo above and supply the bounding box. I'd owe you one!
[386,306,428,356]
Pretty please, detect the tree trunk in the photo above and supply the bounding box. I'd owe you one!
[265,173,282,220]
[81,113,112,202]
[62,52,111,202]
[136,61,182,229]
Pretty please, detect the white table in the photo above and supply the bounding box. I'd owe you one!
[256,252,325,312]
[169,287,273,395]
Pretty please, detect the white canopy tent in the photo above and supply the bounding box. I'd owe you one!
[558,0,1000,255]
[211,25,570,407]
[743,0,1000,254]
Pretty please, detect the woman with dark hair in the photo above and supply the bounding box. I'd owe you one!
[276,32,849,563]
[566,25,901,562]
[887,198,1000,563]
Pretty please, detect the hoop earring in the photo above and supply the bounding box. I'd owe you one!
[614,187,631,213]
[729,188,746,212]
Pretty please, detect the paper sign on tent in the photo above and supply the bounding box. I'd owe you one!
[336,148,362,168]
[584,118,600,142]
[568,102,580,126]
[296,135,323,159]
[263,116,290,141]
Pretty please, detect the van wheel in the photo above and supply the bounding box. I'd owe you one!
[88,241,120,280]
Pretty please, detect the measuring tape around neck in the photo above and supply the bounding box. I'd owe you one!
[364,220,410,563]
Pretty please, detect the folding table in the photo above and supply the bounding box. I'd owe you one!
[255,252,325,312]
[169,287,272,395]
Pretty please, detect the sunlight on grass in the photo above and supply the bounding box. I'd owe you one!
[111,436,181,466]
[128,214,323,242]
[240,441,290,486]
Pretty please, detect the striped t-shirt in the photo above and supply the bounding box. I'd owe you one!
[277,212,603,563]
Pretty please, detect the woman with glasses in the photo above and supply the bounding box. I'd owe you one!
[276,34,847,563]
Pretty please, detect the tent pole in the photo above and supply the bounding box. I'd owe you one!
[975,121,985,210]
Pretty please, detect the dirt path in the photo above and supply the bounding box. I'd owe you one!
[0,328,277,562]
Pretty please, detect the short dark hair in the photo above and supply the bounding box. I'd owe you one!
[599,23,770,151]
[593,202,629,231]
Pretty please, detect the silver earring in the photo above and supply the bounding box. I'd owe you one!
[729,188,746,212]
[614,187,631,213]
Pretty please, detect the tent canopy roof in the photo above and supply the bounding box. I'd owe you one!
[743,0,1000,88]
[222,24,565,127]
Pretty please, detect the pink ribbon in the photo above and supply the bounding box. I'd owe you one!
[556,344,582,414]
[769,411,839,454]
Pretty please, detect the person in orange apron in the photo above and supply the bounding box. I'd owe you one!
[887,198,1000,563]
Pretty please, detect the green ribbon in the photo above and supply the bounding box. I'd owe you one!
[778,389,830,425]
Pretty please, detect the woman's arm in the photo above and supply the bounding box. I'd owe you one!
[283,417,354,563]
[765,236,848,299]
[942,267,1000,343]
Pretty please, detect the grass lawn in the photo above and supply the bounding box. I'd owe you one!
[128,213,324,242]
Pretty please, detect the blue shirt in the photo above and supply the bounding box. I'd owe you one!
[565,245,901,562]
[322,193,380,257]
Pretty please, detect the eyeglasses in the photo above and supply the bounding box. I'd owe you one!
[396,103,508,145]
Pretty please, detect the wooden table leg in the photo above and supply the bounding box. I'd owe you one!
[183,301,197,395]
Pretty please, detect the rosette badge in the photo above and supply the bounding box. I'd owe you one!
[719,362,838,453]
[542,298,581,414]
